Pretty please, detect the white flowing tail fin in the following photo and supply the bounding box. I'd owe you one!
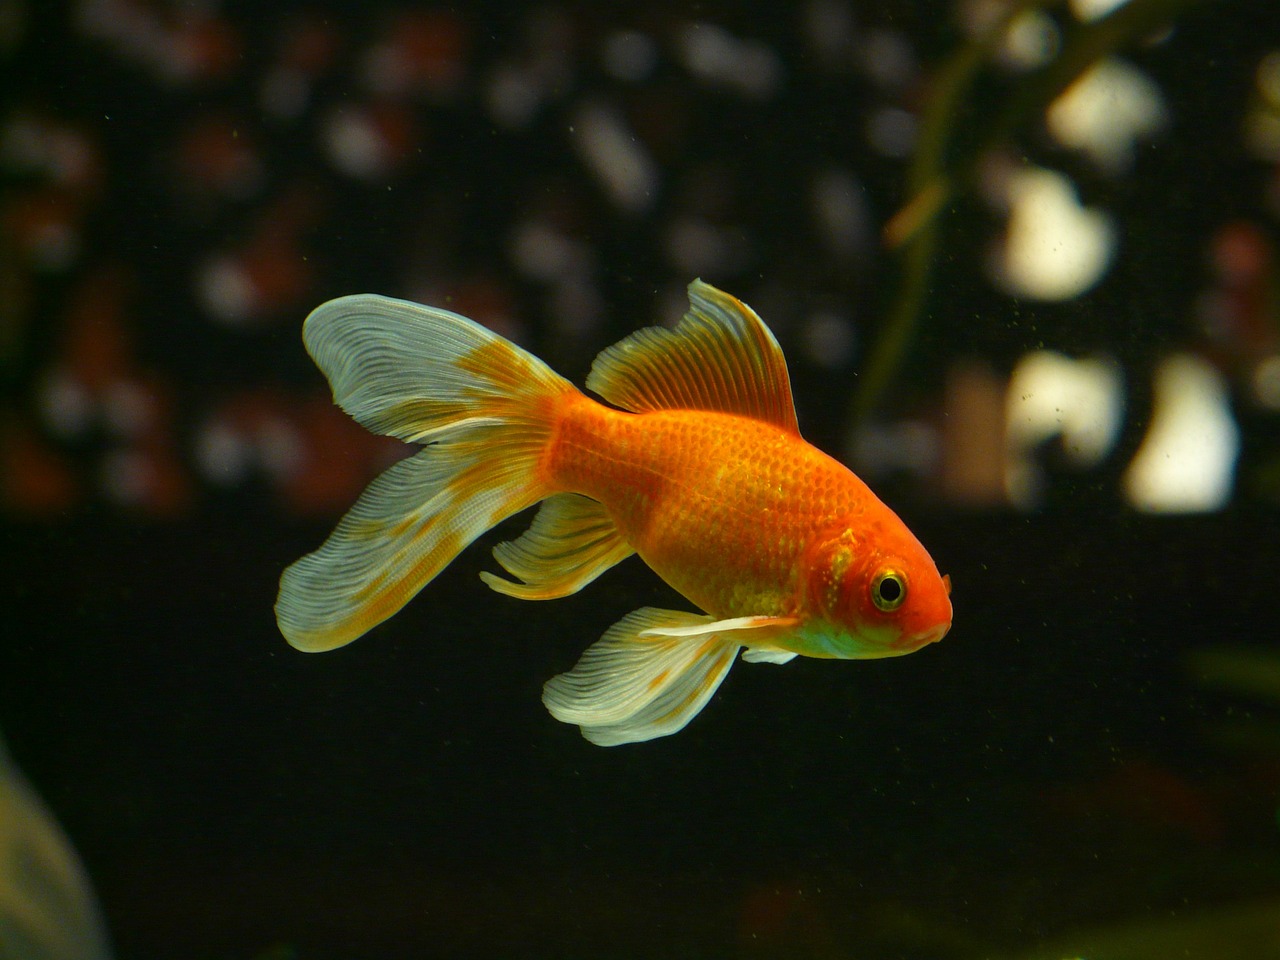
[276,295,576,652]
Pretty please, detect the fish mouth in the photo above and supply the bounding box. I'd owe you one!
[901,622,949,651]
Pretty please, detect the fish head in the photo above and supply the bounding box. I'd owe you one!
[804,518,952,658]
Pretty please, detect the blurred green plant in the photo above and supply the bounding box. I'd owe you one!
[1189,646,1280,703]
[1005,894,1280,959]
[856,0,1209,420]
[1186,645,1280,760]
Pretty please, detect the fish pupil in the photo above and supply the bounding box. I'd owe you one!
[871,570,906,612]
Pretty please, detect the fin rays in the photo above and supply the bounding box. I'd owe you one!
[586,279,799,433]
[279,284,818,744]
[543,608,742,745]
[303,295,571,443]
[480,494,634,600]
[277,295,573,652]
[277,436,544,651]
[542,607,803,745]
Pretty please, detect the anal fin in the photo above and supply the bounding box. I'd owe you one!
[480,494,633,600]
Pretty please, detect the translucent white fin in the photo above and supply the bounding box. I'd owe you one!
[586,279,800,433]
[302,294,572,443]
[277,295,576,651]
[639,614,799,638]
[0,735,112,960]
[479,494,634,600]
[543,608,742,745]
[278,439,544,651]
[742,647,798,664]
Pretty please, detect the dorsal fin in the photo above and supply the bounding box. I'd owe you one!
[586,280,800,434]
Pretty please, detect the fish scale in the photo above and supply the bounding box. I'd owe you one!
[548,398,855,620]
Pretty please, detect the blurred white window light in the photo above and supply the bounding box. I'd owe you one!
[570,99,658,214]
[323,106,398,181]
[664,216,749,276]
[1254,355,1280,411]
[1070,0,1132,22]
[676,22,783,99]
[810,168,872,262]
[1046,58,1167,175]
[999,9,1060,70]
[602,30,658,82]
[989,165,1117,301]
[1244,51,1280,162]
[486,63,542,129]
[1124,353,1239,512]
[1005,350,1125,507]
[867,106,917,158]
[1259,50,1280,107]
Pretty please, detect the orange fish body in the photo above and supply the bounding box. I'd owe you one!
[277,280,952,744]
[546,399,948,656]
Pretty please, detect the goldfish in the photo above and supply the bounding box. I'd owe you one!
[276,280,952,745]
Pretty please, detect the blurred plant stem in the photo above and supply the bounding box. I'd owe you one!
[854,0,1208,422]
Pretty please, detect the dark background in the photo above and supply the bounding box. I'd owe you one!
[4,1,1280,957]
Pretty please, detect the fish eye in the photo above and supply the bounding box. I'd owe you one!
[871,569,907,612]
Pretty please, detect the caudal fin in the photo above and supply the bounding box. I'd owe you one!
[276,295,575,652]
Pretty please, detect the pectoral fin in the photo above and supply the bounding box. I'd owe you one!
[742,647,798,664]
[638,614,799,638]
[543,609,800,745]
[542,608,733,745]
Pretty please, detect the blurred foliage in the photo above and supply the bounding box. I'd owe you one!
[862,0,1211,417]
[1007,896,1280,960]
